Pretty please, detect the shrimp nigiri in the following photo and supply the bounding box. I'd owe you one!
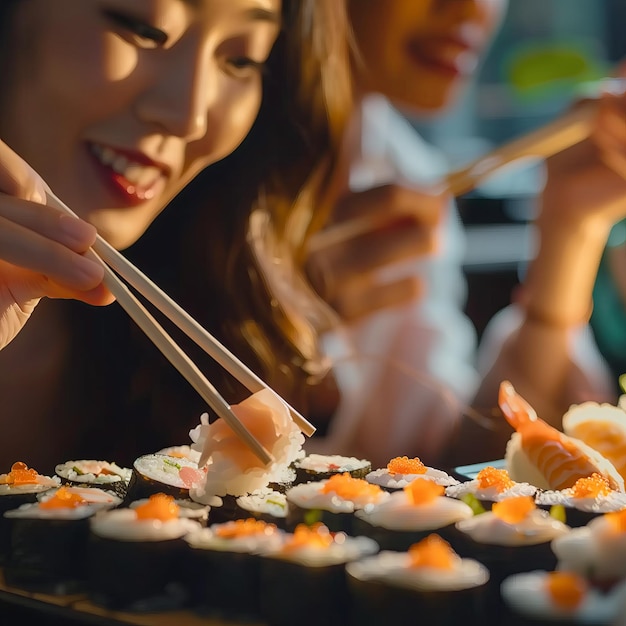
[499,381,624,492]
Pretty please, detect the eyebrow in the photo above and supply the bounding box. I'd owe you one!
[243,6,281,24]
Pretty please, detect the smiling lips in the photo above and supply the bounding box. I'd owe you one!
[89,142,168,205]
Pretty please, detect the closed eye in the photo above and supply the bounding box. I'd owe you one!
[226,56,266,78]
[103,10,168,48]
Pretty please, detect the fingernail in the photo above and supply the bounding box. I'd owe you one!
[59,214,96,245]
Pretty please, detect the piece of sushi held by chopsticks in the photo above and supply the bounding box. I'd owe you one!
[189,388,305,502]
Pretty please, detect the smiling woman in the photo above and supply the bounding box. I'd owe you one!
[0,0,283,250]
[0,0,351,470]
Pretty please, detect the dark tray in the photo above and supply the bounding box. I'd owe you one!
[0,569,263,626]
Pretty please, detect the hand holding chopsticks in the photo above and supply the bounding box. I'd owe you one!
[44,189,316,467]
[307,99,598,253]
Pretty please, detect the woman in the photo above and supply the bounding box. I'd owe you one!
[243,0,626,469]
[279,0,508,468]
[0,0,351,471]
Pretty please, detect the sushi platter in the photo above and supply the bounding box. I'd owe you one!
[3,383,626,625]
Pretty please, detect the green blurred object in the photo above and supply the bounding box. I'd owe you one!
[460,493,487,516]
[505,40,608,101]
[619,374,626,394]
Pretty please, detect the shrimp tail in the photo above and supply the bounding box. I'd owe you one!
[498,380,538,431]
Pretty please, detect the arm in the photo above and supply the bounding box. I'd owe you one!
[447,91,626,466]
[305,189,478,468]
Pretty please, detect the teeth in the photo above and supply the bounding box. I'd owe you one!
[112,155,130,175]
[91,143,162,187]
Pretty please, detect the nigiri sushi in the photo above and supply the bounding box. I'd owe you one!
[499,381,624,491]
[562,401,626,481]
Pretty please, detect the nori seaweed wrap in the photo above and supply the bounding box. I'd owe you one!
[346,535,489,626]
[87,494,200,610]
[258,523,378,626]
[182,518,285,620]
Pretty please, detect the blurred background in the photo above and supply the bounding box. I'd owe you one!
[411,0,625,337]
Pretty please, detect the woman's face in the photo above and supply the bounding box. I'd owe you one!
[349,0,507,114]
[0,0,281,249]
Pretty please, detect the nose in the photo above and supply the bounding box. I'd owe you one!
[134,39,212,141]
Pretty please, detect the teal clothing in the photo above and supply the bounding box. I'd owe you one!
[590,219,626,391]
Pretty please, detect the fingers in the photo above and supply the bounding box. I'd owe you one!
[0,139,48,203]
[0,212,104,293]
[333,275,424,321]
[0,139,105,297]
[332,184,445,227]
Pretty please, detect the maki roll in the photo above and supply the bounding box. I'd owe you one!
[366,456,459,491]
[551,509,626,589]
[183,518,285,620]
[285,472,389,533]
[292,454,371,484]
[156,444,202,464]
[129,497,210,526]
[501,571,626,625]
[235,488,289,528]
[40,484,124,508]
[87,493,201,610]
[352,478,473,552]
[258,522,379,626]
[445,465,536,510]
[126,453,205,502]
[0,462,60,564]
[346,534,490,626]
[535,473,626,528]
[4,486,112,594]
[455,495,570,619]
[55,460,132,499]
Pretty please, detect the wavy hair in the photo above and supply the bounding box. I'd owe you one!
[129,0,352,425]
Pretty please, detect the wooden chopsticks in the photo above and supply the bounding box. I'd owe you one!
[307,99,598,253]
[45,190,317,467]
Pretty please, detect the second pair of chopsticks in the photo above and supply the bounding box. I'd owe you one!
[45,190,316,467]
[307,98,598,252]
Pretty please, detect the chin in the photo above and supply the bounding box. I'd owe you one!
[90,213,151,251]
[390,84,460,118]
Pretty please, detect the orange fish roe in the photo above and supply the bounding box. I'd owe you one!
[321,473,382,502]
[546,572,587,610]
[405,478,444,505]
[570,473,612,499]
[0,462,40,486]
[492,495,536,524]
[216,518,277,539]
[135,493,179,522]
[476,466,514,493]
[39,486,87,509]
[408,534,456,570]
[283,523,334,552]
[605,509,626,533]
[387,456,426,475]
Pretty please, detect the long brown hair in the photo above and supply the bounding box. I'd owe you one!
[129,0,352,429]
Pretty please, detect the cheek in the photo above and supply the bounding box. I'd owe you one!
[188,81,262,169]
